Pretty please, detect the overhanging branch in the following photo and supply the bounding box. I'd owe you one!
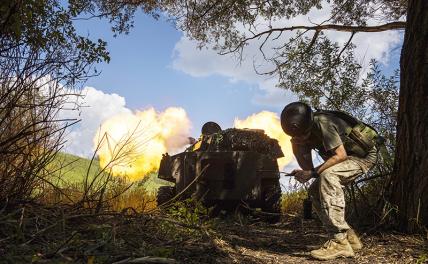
[226,21,406,54]
[244,21,406,42]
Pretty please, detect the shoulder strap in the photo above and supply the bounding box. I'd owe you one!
[314,109,360,127]
[314,109,381,137]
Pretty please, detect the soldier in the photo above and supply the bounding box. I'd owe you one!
[201,121,222,136]
[187,121,222,152]
[280,102,380,261]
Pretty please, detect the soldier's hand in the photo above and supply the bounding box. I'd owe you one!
[292,169,312,183]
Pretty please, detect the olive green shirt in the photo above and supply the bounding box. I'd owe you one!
[291,113,377,172]
[291,113,353,160]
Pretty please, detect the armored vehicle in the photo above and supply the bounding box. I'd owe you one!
[157,128,284,221]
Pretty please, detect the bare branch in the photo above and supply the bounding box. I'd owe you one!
[336,31,356,63]
[238,21,405,47]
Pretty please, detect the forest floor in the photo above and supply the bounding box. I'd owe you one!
[2,209,427,264]
[178,216,427,264]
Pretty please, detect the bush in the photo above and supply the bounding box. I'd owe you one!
[281,189,307,215]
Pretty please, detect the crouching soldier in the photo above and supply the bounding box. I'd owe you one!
[280,102,381,260]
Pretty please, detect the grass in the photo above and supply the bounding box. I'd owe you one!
[281,189,307,215]
[47,152,171,194]
[48,152,101,183]
[39,152,174,212]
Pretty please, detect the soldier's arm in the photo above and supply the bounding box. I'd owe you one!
[315,121,348,174]
[316,144,348,174]
[292,143,314,171]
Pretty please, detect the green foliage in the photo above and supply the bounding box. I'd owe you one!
[167,198,211,227]
[68,0,160,35]
[0,0,118,203]
[155,198,212,243]
[362,62,400,148]
[277,32,367,113]
[151,0,406,54]
[416,253,428,264]
[281,189,307,215]
[1,0,110,82]
[278,31,399,152]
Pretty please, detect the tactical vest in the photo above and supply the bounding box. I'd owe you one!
[314,109,383,158]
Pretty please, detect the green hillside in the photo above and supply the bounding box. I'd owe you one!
[48,152,170,193]
[49,152,101,183]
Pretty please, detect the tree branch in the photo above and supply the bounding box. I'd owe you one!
[242,21,406,43]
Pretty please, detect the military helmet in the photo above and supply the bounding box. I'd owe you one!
[280,102,313,137]
[201,121,222,135]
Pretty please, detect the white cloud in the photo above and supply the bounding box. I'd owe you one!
[61,87,132,157]
[172,1,403,106]
[172,37,297,107]
[352,31,402,66]
[252,78,297,107]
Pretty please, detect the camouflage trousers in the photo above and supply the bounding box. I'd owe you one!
[308,148,377,234]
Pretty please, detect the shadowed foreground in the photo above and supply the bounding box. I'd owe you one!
[1,207,426,263]
[192,218,426,264]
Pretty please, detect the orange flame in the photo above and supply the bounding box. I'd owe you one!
[234,111,293,169]
[94,107,191,181]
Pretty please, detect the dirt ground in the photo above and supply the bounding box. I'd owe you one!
[173,217,427,264]
[2,210,427,263]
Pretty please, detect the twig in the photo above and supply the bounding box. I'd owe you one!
[112,256,177,264]
[46,231,78,258]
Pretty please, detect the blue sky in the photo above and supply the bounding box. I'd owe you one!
[66,8,403,164]
[75,14,284,133]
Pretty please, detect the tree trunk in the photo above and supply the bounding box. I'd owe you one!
[391,0,428,232]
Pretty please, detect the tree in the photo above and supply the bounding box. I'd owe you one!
[95,0,425,231]
[0,0,166,204]
[390,0,428,232]
[0,0,111,202]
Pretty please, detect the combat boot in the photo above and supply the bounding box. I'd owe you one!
[347,229,363,251]
[310,234,355,261]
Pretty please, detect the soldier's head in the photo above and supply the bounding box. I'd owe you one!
[201,121,222,136]
[280,102,313,138]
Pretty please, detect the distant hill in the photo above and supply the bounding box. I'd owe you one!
[48,152,171,193]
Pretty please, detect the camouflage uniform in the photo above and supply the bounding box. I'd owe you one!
[292,113,377,235]
[308,148,377,233]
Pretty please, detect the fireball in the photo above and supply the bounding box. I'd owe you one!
[234,111,293,169]
[94,107,191,181]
